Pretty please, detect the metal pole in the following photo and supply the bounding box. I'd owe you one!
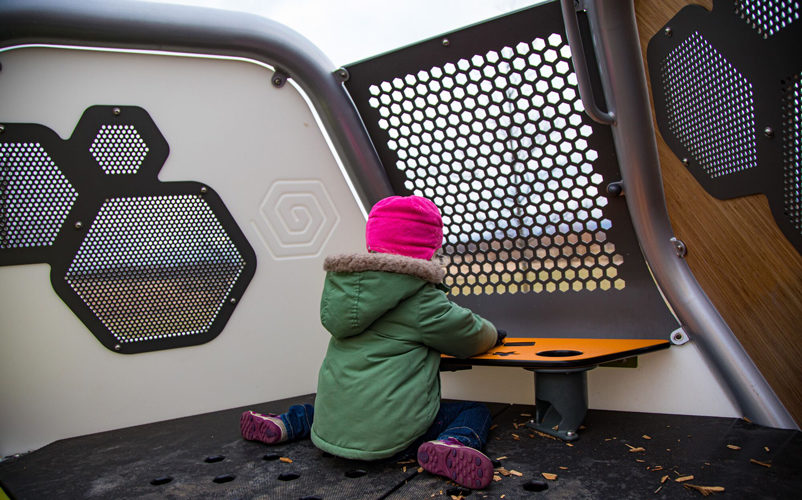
[561,0,796,429]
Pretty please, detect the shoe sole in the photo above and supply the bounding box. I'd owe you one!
[240,411,282,444]
[417,441,493,490]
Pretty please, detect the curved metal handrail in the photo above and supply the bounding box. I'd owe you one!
[563,0,796,429]
[0,0,395,210]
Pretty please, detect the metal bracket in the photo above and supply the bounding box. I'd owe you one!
[670,237,687,258]
[670,327,690,345]
[271,68,289,88]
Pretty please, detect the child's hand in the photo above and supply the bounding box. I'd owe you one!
[495,329,507,346]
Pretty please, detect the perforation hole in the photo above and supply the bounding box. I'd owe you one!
[783,73,802,235]
[735,0,800,38]
[64,194,246,344]
[660,31,757,179]
[89,124,149,174]
[367,33,624,297]
[0,142,78,249]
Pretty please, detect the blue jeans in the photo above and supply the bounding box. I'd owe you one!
[279,401,491,451]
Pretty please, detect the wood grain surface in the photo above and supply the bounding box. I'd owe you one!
[634,0,802,425]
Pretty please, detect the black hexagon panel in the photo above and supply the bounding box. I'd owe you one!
[0,106,256,354]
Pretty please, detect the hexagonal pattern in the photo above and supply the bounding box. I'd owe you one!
[65,194,246,344]
[783,72,802,234]
[89,124,149,174]
[365,34,625,296]
[255,180,339,259]
[735,0,800,39]
[661,31,757,179]
[0,142,78,249]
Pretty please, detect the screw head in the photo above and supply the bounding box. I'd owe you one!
[0,124,5,133]
[664,27,673,37]
[229,297,237,304]
[763,126,774,138]
[114,344,121,351]
[442,38,450,47]
[112,107,121,116]
[681,157,689,167]
[200,186,208,194]
[74,221,84,230]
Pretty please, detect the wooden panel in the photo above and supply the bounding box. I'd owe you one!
[442,337,670,369]
[635,0,802,425]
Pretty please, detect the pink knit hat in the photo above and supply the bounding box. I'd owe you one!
[365,196,443,260]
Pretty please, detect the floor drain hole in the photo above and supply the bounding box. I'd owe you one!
[278,472,301,481]
[204,455,225,463]
[345,469,367,478]
[150,476,173,486]
[446,486,472,496]
[212,474,236,484]
[523,479,549,492]
[263,453,281,461]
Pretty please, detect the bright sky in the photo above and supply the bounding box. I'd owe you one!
[138,0,544,66]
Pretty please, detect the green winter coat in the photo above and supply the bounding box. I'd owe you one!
[310,252,498,460]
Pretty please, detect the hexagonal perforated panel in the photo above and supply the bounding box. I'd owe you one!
[65,194,246,345]
[0,142,78,249]
[364,34,625,297]
[660,31,757,179]
[89,124,150,174]
[735,0,800,39]
[783,73,802,234]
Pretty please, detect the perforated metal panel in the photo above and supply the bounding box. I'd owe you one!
[735,0,800,38]
[346,1,678,339]
[649,0,802,255]
[661,32,757,179]
[0,106,256,353]
[0,142,78,249]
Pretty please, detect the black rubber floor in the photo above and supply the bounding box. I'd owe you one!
[1,394,800,499]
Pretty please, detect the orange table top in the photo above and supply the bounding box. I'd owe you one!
[441,337,670,369]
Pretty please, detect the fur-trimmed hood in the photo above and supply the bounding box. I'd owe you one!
[323,252,445,284]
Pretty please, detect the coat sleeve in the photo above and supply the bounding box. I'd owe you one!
[416,285,498,358]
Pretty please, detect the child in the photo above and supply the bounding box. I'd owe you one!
[241,195,504,490]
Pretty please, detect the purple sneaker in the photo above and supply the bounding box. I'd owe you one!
[417,438,494,490]
[240,410,287,444]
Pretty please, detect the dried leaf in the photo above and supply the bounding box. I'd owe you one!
[541,472,558,481]
[402,466,407,473]
[652,466,664,471]
[654,485,663,494]
[636,459,645,463]
[513,422,522,429]
[726,444,741,450]
[743,417,752,423]
[642,435,652,440]
[628,447,646,453]
[675,475,694,483]
[418,467,424,473]
[764,446,770,452]
[495,456,508,461]
[532,430,559,441]
[683,484,725,496]
[512,433,520,441]
[566,443,574,447]
[397,459,416,464]
[750,458,771,468]
[490,424,499,431]
[279,457,293,463]
[520,413,532,417]
[509,469,523,477]
[493,474,502,482]
[661,475,669,484]
[498,467,511,476]
[559,466,568,470]
[552,425,559,431]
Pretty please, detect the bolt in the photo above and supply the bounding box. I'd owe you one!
[442,38,450,47]
[74,221,83,230]
[664,27,673,37]
[112,107,121,116]
[229,297,237,304]
[200,186,208,194]
[336,68,349,81]
[681,157,689,167]
[670,237,687,258]
[673,332,683,341]
[114,344,121,351]
[763,126,774,138]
